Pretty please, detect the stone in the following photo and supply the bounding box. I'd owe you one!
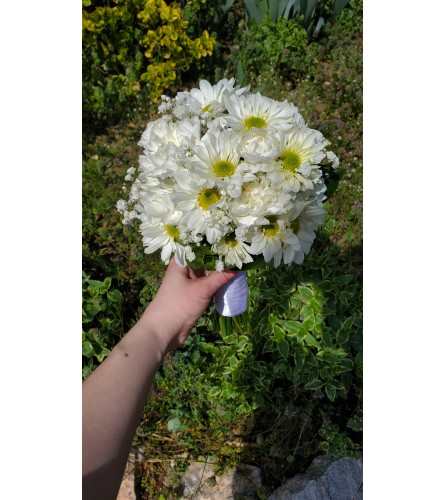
[117,452,139,500]
[181,462,263,499]
[268,456,363,500]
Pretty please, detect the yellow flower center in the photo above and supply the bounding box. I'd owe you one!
[290,219,300,234]
[226,239,238,248]
[213,160,236,178]
[197,187,221,210]
[202,103,212,112]
[243,116,267,130]
[263,222,280,237]
[279,149,301,172]
[164,224,180,239]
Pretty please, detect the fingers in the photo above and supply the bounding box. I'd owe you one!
[166,258,189,277]
[200,269,238,296]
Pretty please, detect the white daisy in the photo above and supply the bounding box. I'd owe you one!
[139,209,194,266]
[172,174,229,244]
[223,92,295,134]
[213,235,254,269]
[281,197,325,265]
[188,78,249,117]
[248,216,301,268]
[264,128,329,193]
[189,131,256,198]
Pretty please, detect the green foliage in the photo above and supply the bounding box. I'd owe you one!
[242,0,350,37]
[82,271,124,379]
[224,17,312,90]
[137,222,362,488]
[82,0,216,127]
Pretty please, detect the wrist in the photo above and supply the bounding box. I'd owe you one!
[138,305,176,356]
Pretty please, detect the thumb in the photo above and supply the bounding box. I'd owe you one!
[202,269,239,296]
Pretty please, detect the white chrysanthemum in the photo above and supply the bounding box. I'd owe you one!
[281,197,325,264]
[189,131,256,198]
[223,92,295,134]
[213,235,254,269]
[188,78,249,117]
[248,217,301,268]
[239,129,281,164]
[229,177,293,227]
[263,128,329,193]
[139,209,195,266]
[171,173,230,244]
[138,116,201,178]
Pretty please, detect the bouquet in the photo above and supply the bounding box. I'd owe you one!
[117,78,338,316]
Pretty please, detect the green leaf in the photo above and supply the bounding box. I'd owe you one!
[82,341,94,357]
[342,315,354,331]
[325,384,337,401]
[282,320,304,334]
[300,304,313,320]
[95,347,111,362]
[167,417,182,433]
[224,334,238,345]
[229,355,238,369]
[304,333,320,348]
[305,377,323,390]
[263,338,277,353]
[278,340,289,359]
[298,286,314,301]
[333,0,350,18]
[293,348,306,371]
[321,329,332,347]
[336,328,350,344]
[333,275,354,286]
[272,324,285,342]
[243,0,264,23]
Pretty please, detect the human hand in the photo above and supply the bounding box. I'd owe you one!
[140,260,237,355]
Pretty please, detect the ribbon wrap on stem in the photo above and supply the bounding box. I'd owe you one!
[215,271,248,317]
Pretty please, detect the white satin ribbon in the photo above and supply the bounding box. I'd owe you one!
[214,272,248,317]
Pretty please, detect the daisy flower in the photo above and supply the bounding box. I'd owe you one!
[248,216,301,268]
[189,131,256,198]
[172,172,229,244]
[281,196,326,264]
[223,92,295,134]
[139,208,195,266]
[188,78,249,117]
[213,235,254,269]
[264,128,329,193]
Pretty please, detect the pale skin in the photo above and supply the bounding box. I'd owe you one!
[82,260,237,500]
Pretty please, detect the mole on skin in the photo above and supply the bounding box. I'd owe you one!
[124,353,129,357]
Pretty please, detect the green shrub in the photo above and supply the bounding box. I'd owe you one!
[82,271,124,379]
[221,17,313,91]
[242,0,350,37]
[137,220,362,488]
[82,0,215,127]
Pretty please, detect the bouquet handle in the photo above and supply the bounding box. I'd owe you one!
[215,272,248,317]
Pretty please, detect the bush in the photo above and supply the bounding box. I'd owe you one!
[82,0,216,127]
[137,220,362,491]
[82,271,124,379]
[217,17,313,93]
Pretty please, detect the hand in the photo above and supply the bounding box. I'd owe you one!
[140,260,237,354]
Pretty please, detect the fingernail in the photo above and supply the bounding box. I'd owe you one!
[225,270,238,276]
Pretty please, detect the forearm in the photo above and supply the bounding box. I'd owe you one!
[82,312,168,500]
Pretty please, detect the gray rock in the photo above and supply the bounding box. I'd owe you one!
[117,452,139,500]
[181,462,263,499]
[268,456,363,500]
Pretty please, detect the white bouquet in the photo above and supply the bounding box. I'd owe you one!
[117,78,338,316]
